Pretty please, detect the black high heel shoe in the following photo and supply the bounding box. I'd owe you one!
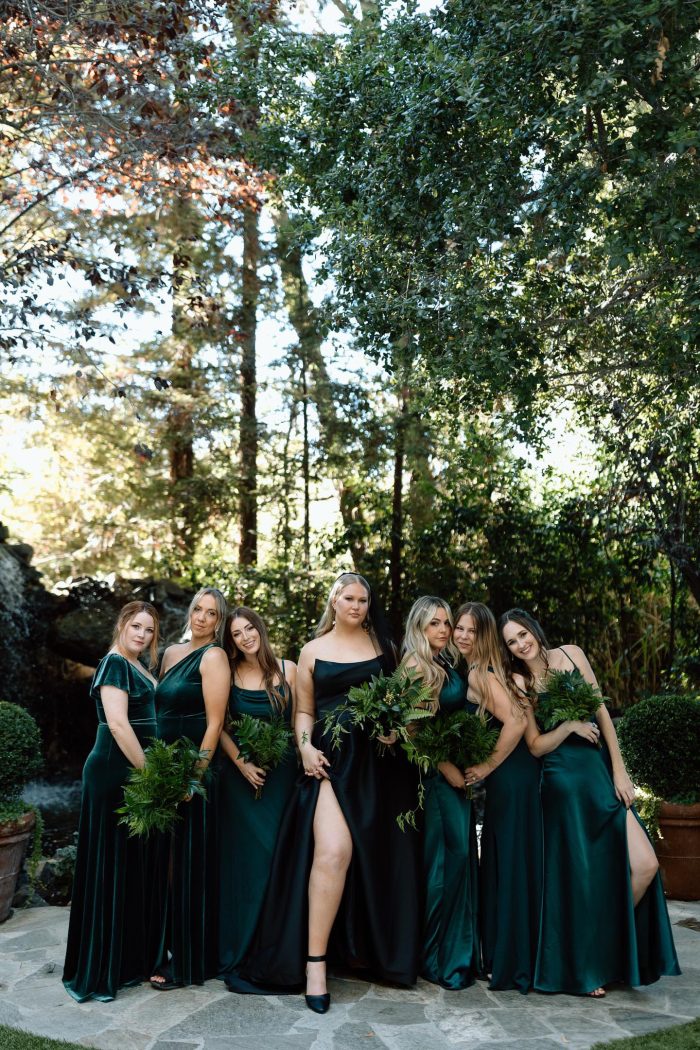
[304,955,330,1014]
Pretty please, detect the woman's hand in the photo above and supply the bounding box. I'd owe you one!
[569,720,601,745]
[438,761,466,790]
[236,757,267,790]
[613,768,636,809]
[302,743,331,780]
[464,763,489,788]
[376,729,398,746]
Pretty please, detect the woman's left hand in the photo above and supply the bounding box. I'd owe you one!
[613,769,636,809]
[377,730,398,746]
[464,764,489,787]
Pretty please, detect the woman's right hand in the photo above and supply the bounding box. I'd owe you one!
[569,720,600,744]
[438,761,466,790]
[302,743,330,780]
[236,757,267,789]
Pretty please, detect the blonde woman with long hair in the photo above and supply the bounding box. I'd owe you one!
[241,573,421,1010]
[402,596,480,989]
[452,601,540,995]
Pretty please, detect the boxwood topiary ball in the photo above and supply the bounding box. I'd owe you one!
[618,693,700,803]
[0,701,43,805]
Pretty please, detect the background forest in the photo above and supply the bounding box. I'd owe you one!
[1,0,699,708]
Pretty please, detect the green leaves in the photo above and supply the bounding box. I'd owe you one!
[322,667,434,753]
[229,713,293,798]
[117,738,208,837]
[535,668,607,731]
[405,708,500,773]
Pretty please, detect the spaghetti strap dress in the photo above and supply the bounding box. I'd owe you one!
[421,668,480,988]
[240,653,421,988]
[218,667,297,980]
[534,649,680,993]
[63,653,158,1001]
[154,643,224,986]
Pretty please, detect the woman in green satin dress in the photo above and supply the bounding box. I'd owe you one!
[63,601,160,1002]
[453,602,541,994]
[150,587,231,990]
[501,608,680,998]
[402,596,480,989]
[218,606,297,983]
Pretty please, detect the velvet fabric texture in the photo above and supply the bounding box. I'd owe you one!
[63,653,158,1002]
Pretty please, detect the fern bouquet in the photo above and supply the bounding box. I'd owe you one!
[117,737,208,837]
[536,668,607,732]
[323,667,434,753]
[406,708,500,799]
[230,713,293,798]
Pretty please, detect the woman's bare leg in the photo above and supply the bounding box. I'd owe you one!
[306,780,353,995]
[627,809,659,906]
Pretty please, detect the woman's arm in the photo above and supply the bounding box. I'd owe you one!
[465,677,526,781]
[101,686,148,768]
[295,648,330,780]
[219,729,267,789]
[197,647,231,775]
[523,704,600,757]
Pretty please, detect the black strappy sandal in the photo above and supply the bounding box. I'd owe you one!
[304,955,330,1014]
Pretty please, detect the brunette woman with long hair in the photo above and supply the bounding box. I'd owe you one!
[453,601,541,994]
[500,608,679,997]
[64,601,161,1001]
[218,607,297,983]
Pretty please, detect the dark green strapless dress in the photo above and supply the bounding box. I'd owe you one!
[479,702,542,993]
[535,676,680,993]
[241,654,421,988]
[155,643,223,986]
[63,653,158,1002]
[422,668,480,989]
[219,674,297,979]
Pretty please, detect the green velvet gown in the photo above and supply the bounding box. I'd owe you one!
[219,674,297,981]
[63,653,158,1002]
[421,668,481,989]
[479,705,542,993]
[154,643,223,987]
[535,660,680,994]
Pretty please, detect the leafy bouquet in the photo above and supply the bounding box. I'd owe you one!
[117,737,208,837]
[322,667,435,753]
[536,668,607,732]
[230,713,293,798]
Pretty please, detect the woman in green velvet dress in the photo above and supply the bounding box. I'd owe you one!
[501,608,680,998]
[218,607,297,983]
[453,602,541,995]
[63,601,160,1002]
[402,596,480,990]
[150,587,231,990]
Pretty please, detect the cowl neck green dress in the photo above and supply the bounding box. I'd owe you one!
[63,652,158,1002]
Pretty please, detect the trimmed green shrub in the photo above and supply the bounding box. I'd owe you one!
[618,694,700,804]
[0,701,43,807]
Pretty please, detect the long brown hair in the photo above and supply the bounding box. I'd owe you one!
[225,607,288,712]
[455,602,526,716]
[111,601,160,670]
[498,608,550,694]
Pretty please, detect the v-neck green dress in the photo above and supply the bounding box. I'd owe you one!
[154,643,223,987]
[63,653,158,1002]
[421,667,481,989]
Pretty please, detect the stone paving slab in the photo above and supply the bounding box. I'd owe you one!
[0,902,698,1050]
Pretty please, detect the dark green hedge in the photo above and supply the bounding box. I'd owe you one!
[618,694,700,803]
[0,701,43,805]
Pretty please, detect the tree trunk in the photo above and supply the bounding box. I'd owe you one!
[389,391,408,637]
[238,204,259,566]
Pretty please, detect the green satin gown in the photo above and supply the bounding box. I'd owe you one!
[219,673,297,980]
[421,667,481,989]
[63,653,158,1002]
[155,643,223,986]
[479,704,542,993]
[535,657,680,994]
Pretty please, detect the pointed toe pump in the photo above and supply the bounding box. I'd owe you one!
[304,955,331,1014]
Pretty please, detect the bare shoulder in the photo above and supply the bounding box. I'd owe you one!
[299,637,325,664]
[201,645,230,669]
[280,658,297,682]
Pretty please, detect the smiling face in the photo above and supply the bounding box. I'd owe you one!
[453,612,477,659]
[333,581,370,628]
[120,612,155,659]
[501,619,540,663]
[424,606,451,654]
[190,593,220,642]
[230,615,260,658]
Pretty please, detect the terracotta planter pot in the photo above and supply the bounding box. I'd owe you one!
[0,809,36,922]
[656,801,700,901]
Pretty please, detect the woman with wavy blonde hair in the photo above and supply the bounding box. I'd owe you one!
[453,601,541,994]
[401,596,480,989]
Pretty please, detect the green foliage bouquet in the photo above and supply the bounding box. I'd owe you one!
[230,713,293,799]
[405,708,500,802]
[117,738,208,837]
[536,668,606,732]
[323,667,434,753]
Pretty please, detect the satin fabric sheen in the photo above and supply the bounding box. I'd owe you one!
[218,679,297,978]
[421,669,481,989]
[154,643,223,986]
[241,654,422,988]
[63,654,159,1002]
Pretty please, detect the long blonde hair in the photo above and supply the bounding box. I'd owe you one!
[316,573,379,649]
[455,601,526,716]
[401,596,458,711]
[183,587,228,645]
[112,601,160,671]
